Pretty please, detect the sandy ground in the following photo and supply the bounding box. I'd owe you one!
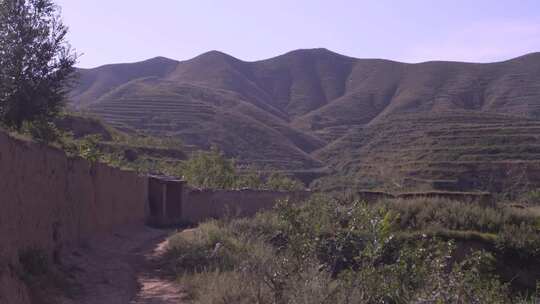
[57,226,187,304]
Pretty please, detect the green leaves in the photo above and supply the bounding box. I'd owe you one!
[180,147,237,189]
[178,147,305,190]
[77,134,102,163]
[0,0,76,129]
[167,197,529,303]
[265,172,305,191]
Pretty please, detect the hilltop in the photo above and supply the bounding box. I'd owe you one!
[69,49,540,190]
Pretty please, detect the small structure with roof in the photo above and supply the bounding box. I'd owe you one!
[146,175,186,226]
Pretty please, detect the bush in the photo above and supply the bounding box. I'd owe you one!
[521,189,540,205]
[177,147,305,190]
[21,119,61,143]
[164,196,535,303]
[78,134,103,163]
[179,147,237,189]
[167,221,252,274]
[497,223,540,258]
[235,168,264,189]
[376,198,538,234]
[264,172,305,191]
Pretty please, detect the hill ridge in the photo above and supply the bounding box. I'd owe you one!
[78,49,540,69]
[70,49,540,189]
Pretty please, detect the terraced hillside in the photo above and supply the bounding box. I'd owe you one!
[85,79,324,170]
[70,49,540,190]
[314,111,540,192]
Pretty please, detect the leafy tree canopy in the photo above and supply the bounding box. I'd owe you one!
[0,0,76,130]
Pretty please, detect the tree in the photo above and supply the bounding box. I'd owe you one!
[180,147,238,189]
[0,0,76,129]
[178,147,306,191]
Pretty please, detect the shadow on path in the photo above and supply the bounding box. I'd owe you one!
[59,226,187,304]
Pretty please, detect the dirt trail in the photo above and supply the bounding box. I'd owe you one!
[58,226,187,304]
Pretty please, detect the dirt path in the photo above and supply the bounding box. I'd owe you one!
[130,232,187,304]
[58,226,187,304]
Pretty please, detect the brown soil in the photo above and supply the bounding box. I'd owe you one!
[56,226,187,304]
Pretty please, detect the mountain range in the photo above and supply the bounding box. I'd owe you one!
[69,49,540,191]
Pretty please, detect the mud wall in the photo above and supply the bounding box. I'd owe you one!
[0,131,148,304]
[183,188,310,223]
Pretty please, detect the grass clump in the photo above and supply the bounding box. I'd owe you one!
[16,247,81,303]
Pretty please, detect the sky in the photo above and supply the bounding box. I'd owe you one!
[55,0,540,68]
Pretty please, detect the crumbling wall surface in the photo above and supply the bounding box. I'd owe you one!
[182,187,310,223]
[0,131,147,304]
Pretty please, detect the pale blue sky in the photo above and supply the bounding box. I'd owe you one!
[56,0,540,68]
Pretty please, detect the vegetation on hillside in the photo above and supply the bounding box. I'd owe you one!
[312,112,540,194]
[0,0,76,137]
[56,117,186,172]
[52,119,305,191]
[166,196,540,303]
[178,148,305,191]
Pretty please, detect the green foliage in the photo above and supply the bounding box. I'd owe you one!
[372,198,540,259]
[112,131,183,149]
[378,198,539,234]
[178,147,305,190]
[180,147,237,189]
[47,116,305,189]
[521,189,540,205]
[21,119,61,143]
[78,134,102,163]
[0,0,76,129]
[265,172,305,191]
[235,168,264,189]
[497,222,540,258]
[166,196,532,303]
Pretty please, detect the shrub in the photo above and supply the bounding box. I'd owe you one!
[497,223,540,258]
[521,189,540,205]
[78,134,103,163]
[165,196,534,303]
[376,198,539,234]
[177,147,305,190]
[264,172,305,191]
[235,168,264,189]
[179,147,237,189]
[21,119,61,143]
